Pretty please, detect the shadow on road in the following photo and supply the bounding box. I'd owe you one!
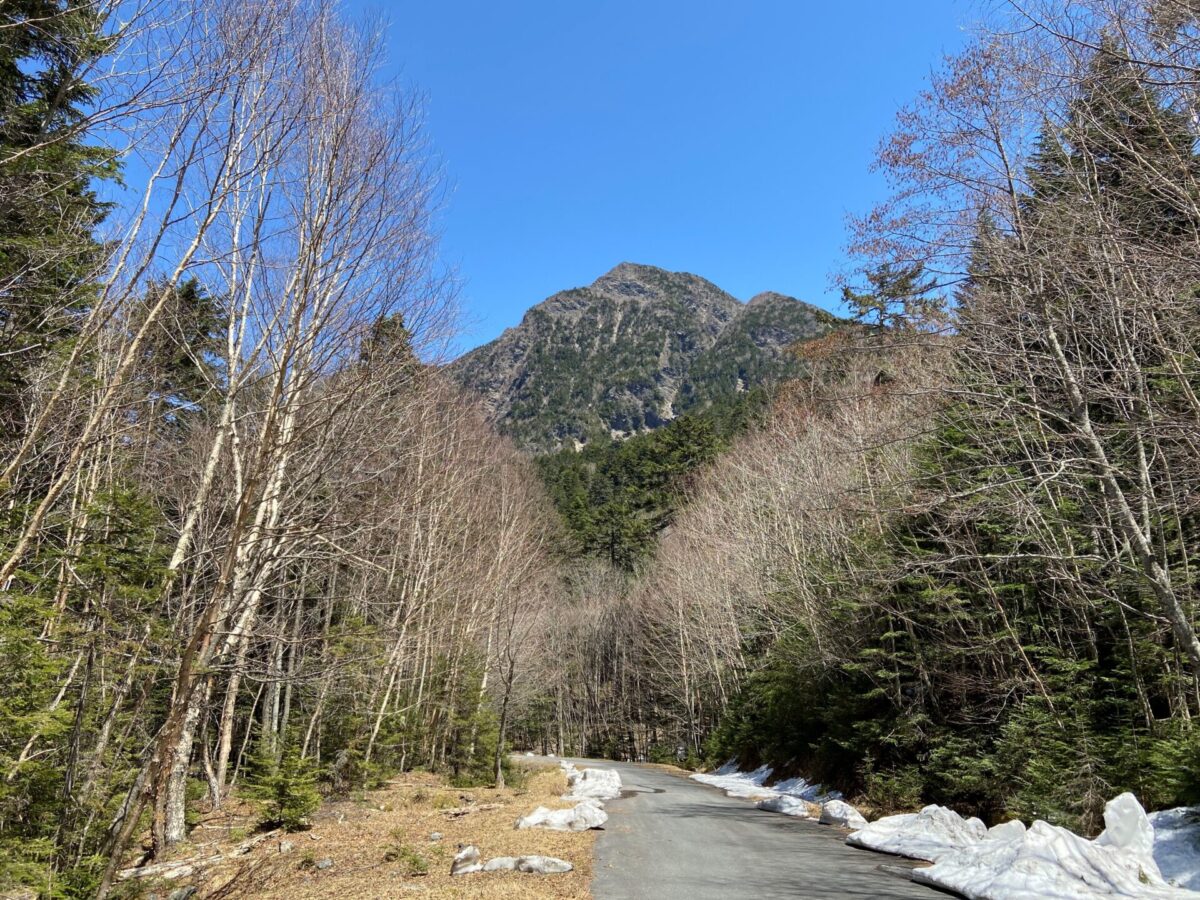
[591,760,941,900]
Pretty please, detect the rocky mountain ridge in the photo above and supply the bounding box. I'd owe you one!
[448,263,842,451]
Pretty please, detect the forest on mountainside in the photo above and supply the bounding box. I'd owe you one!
[6,0,1200,897]
[534,392,768,570]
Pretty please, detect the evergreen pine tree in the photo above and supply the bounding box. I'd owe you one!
[841,262,943,332]
[243,742,321,831]
[0,1,116,444]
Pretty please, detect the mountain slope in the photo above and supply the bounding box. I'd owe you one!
[678,290,840,416]
[449,263,842,450]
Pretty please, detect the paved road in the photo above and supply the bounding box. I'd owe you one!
[581,759,943,900]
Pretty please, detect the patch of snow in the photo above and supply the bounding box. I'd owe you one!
[515,855,573,874]
[913,818,1186,899]
[451,845,482,876]
[563,766,622,802]
[847,804,987,861]
[757,795,819,818]
[904,794,1200,900]
[1098,793,1159,865]
[480,855,573,875]
[773,775,835,802]
[987,820,1028,842]
[1149,807,1200,890]
[691,763,778,800]
[691,761,840,818]
[516,801,607,832]
[819,799,869,830]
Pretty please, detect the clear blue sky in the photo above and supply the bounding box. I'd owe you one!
[351,1,971,354]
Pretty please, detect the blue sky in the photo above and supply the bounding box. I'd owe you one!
[351,1,971,354]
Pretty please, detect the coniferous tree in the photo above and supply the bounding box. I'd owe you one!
[841,262,943,332]
[0,0,115,446]
[243,741,321,831]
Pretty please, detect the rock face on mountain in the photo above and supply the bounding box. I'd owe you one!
[448,263,842,451]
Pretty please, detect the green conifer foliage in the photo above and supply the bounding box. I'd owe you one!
[0,0,116,443]
[244,742,321,832]
[536,397,761,570]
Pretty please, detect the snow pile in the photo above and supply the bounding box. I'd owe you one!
[848,804,987,861]
[564,766,622,802]
[773,774,831,800]
[819,799,869,830]
[757,795,820,818]
[900,793,1200,900]
[912,819,1178,899]
[516,760,622,832]
[691,762,778,799]
[692,760,839,816]
[451,845,483,875]
[515,855,574,874]
[1098,794,1159,862]
[1149,807,1200,890]
[482,855,574,874]
[516,800,607,832]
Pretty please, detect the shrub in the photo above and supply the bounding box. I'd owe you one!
[383,832,429,876]
[242,744,320,831]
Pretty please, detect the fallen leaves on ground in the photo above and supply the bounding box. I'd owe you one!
[140,761,594,900]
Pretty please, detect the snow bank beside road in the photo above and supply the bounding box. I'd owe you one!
[692,760,1200,898]
[820,799,869,829]
[514,760,621,832]
[912,816,1188,900]
[756,795,819,818]
[848,804,987,861]
[564,765,622,802]
[691,762,777,799]
[855,792,1200,899]
[773,774,833,802]
[692,760,838,815]
[1149,807,1200,891]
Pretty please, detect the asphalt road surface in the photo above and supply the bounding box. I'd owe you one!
[582,759,943,900]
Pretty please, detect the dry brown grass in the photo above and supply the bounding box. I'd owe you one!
[166,761,594,899]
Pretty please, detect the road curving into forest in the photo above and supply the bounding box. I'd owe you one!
[581,759,942,900]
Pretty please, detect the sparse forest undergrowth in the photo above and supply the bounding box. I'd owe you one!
[119,761,593,900]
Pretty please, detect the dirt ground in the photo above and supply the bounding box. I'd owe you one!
[125,760,594,900]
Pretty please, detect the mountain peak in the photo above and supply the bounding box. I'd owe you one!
[747,290,791,306]
[590,262,727,304]
[595,261,664,283]
[449,265,845,451]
